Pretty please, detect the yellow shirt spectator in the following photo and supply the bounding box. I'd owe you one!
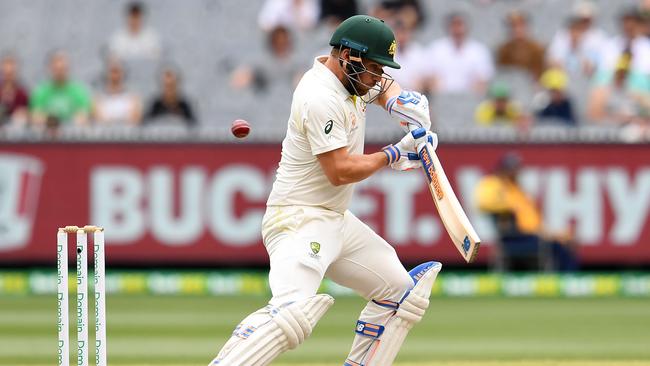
[475,82,523,125]
[475,174,541,234]
[475,100,522,125]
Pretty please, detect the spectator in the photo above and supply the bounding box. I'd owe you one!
[319,0,358,27]
[424,12,493,94]
[93,58,142,125]
[387,8,428,91]
[586,54,650,126]
[587,9,650,131]
[425,13,494,94]
[639,0,650,37]
[108,2,162,61]
[0,53,29,126]
[231,26,304,94]
[496,10,545,79]
[30,51,91,126]
[372,0,425,30]
[475,152,579,271]
[258,0,320,32]
[593,9,650,90]
[146,67,195,125]
[546,1,607,77]
[475,82,528,127]
[533,68,576,125]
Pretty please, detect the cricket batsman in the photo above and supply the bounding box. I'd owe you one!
[209,15,441,366]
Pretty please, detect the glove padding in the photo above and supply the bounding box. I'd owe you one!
[383,128,438,170]
[389,152,421,171]
[386,90,432,133]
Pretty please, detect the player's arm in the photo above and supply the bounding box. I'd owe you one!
[317,128,430,186]
[375,77,402,108]
[375,78,433,133]
[317,148,388,186]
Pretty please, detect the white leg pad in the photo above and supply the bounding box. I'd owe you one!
[209,293,334,366]
[345,262,441,366]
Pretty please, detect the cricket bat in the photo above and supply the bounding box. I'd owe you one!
[417,141,481,263]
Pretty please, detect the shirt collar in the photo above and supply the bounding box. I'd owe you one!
[312,56,351,99]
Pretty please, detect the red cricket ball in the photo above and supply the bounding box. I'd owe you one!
[231,119,250,138]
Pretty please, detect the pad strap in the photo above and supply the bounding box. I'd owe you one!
[344,262,442,366]
[355,320,385,339]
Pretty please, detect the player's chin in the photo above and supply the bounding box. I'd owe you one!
[355,85,371,96]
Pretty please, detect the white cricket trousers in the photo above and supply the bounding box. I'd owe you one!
[262,205,414,306]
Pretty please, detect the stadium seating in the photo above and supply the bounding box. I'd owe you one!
[0,0,643,142]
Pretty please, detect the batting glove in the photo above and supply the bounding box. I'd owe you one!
[388,153,421,171]
[383,128,436,167]
[385,90,432,133]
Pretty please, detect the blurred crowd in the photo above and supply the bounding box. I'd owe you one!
[0,2,195,132]
[2,0,650,141]
[380,0,650,141]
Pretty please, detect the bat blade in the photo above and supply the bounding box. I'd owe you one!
[418,143,481,263]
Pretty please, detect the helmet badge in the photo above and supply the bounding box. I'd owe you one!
[388,40,397,56]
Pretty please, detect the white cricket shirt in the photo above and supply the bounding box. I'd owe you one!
[266,56,367,213]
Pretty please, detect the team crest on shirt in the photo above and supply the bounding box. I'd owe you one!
[309,241,321,259]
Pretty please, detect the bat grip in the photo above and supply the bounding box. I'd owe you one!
[407,124,429,156]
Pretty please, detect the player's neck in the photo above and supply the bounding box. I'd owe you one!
[324,56,347,84]
[324,55,353,95]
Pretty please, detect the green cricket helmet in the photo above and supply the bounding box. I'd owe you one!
[329,15,401,69]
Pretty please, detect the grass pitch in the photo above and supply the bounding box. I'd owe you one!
[1,295,649,365]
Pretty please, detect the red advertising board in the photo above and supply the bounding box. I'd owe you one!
[1,143,649,266]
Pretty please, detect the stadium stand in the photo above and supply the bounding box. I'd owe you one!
[0,0,646,142]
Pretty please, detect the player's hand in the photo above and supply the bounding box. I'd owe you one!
[388,151,421,171]
[383,128,434,166]
[419,130,438,153]
[385,90,432,133]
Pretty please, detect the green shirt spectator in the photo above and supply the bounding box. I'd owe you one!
[30,80,91,123]
[30,50,91,126]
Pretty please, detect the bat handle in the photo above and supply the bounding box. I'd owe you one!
[406,124,431,155]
